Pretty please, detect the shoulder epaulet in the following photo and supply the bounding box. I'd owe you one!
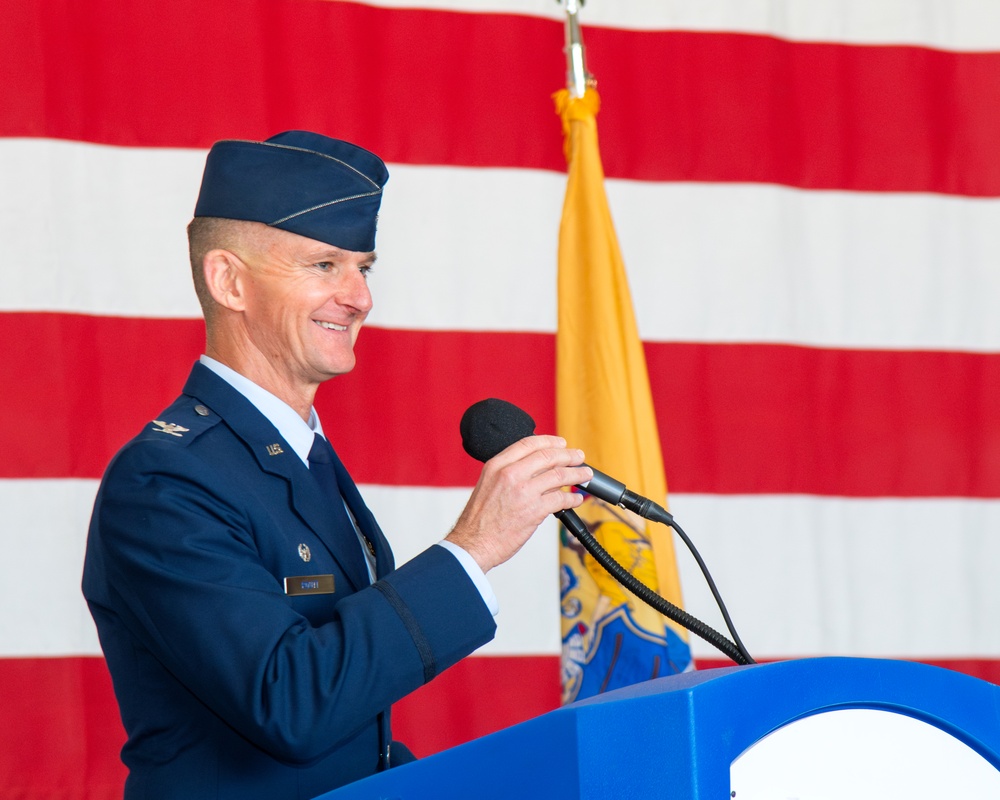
[134,396,221,447]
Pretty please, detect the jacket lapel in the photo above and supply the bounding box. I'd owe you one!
[181,363,371,591]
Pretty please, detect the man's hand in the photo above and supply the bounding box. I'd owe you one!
[445,435,593,573]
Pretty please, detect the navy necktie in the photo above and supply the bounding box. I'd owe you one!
[308,433,370,586]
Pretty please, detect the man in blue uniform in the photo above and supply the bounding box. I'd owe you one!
[82,131,590,799]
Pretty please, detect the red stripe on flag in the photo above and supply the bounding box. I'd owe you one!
[3,0,1000,194]
[649,342,1000,498]
[2,313,205,479]
[0,654,556,793]
[392,655,561,757]
[0,657,126,800]
[6,312,1000,497]
[2,652,994,788]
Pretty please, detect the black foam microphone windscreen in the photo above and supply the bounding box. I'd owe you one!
[459,398,675,527]
[460,398,536,462]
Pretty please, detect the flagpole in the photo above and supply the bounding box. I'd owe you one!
[560,0,590,97]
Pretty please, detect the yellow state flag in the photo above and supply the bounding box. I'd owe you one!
[555,87,692,704]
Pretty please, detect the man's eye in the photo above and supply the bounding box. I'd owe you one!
[360,265,374,278]
[314,262,333,271]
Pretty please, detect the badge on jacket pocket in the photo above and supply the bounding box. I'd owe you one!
[284,575,335,595]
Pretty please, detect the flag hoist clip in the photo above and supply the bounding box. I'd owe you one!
[559,0,591,98]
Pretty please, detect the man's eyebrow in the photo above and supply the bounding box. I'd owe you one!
[348,251,378,268]
[302,249,378,267]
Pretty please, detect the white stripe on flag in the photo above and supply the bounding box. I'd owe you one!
[8,479,999,660]
[1,479,103,657]
[0,140,203,319]
[4,139,1000,353]
[669,492,1000,659]
[353,0,1000,51]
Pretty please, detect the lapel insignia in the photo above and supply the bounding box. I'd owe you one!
[298,543,312,563]
[266,443,285,456]
[152,420,190,437]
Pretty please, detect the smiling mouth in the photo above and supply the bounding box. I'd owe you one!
[314,320,348,332]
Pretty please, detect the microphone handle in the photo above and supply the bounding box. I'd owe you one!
[579,468,627,505]
[579,468,674,526]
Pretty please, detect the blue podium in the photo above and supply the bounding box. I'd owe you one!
[317,658,1000,799]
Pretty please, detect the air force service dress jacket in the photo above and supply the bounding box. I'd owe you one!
[83,362,497,799]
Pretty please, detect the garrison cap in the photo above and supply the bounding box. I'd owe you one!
[193,130,389,252]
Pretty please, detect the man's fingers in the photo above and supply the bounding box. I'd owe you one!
[487,435,588,476]
[483,434,566,466]
[449,434,595,572]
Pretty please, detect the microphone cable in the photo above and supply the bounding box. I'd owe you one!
[556,508,754,666]
[461,397,755,666]
[656,508,754,665]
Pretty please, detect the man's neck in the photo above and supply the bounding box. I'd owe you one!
[204,341,317,422]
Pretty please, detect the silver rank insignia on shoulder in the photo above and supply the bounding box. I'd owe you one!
[152,420,190,437]
[298,543,312,562]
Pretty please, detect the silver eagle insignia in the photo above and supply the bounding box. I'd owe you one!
[152,420,190,437]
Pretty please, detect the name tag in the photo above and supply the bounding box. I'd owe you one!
[284,574,335,596]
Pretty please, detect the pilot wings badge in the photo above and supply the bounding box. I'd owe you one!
[152,420,190,437]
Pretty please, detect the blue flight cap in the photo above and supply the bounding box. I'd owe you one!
[193,131,389,252]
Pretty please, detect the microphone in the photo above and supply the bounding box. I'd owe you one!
[460,398,674,527]
[459,398,754,665]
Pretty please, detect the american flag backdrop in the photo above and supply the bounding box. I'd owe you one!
[3,1,1000,797]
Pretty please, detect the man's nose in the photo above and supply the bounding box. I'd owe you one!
[342,269,373,313]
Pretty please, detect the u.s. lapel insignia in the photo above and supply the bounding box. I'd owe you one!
[152,420,190,437]
[298,543,312,563]
[266,443,284,456]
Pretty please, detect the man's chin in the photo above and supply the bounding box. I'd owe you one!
[315,358,357,382]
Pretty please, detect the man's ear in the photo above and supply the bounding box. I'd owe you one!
[203,249,247,312]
